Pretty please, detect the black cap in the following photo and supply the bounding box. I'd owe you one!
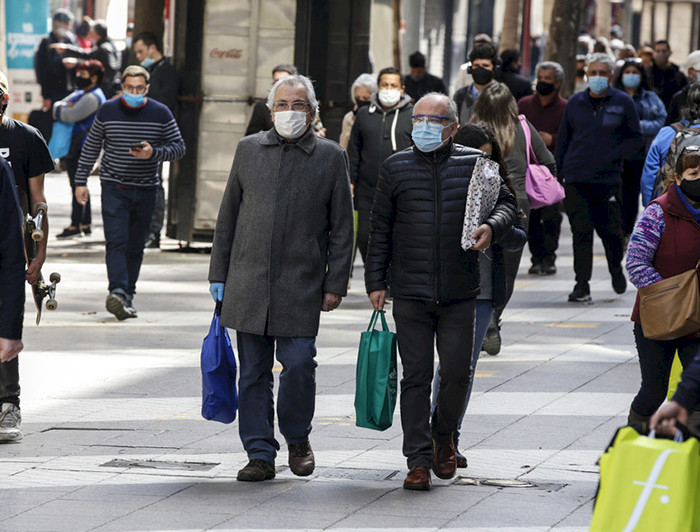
[52,9,73,24]
[409,51,426,68]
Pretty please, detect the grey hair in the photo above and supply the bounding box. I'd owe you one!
[266,74,318,114]
[536,61,564,82]
[587,53,615,73]
[350,73,377,105]
[416,92,458,123]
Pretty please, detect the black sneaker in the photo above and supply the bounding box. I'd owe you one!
[482,322,501,356]
[237,459,275,481]
[56,227,81,239]
[145,234,160,249]
[81,225,92,236]
[611,268,627,294]
[568,283,592,303]
[528,262,542,275]
[540,256,557,275]
[106,292,137,320]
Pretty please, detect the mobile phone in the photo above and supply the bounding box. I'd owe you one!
[130,142,145,150]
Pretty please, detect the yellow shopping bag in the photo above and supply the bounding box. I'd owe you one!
[667,351,683,401]
[590,426,700,532]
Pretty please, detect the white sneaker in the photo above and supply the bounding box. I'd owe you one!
[0,403,22,442]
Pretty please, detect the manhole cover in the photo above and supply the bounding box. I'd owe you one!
[101,459,218,471]
[317,467,399,481]
[454,477,535,488]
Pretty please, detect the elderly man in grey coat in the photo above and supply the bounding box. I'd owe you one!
[208,75,354,482]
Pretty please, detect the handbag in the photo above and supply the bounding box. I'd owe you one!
[47,121,74,160]
[461,156,502,250]
[638,260,700,341]
[200,302,238,424]
[354,310,398,431]
[518,115,565,209]
[591,426,700,531]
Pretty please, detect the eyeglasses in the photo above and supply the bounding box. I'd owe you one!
[122,84,148,94]
[273,100,310,112]
[624,57,643,65]
[411,114,450,125]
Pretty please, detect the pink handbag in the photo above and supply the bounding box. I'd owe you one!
[518,115,565,209]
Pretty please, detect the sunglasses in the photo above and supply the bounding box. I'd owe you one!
[681,145,700,155]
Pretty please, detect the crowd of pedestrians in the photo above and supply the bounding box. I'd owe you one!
[1,8,700,493]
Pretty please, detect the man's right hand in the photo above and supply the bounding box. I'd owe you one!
[369,289,387,311]
[43,98,52,111]
[650,400,688,436]
[75,186,89,206]
[0,338,23,363]
[209,282,225,302]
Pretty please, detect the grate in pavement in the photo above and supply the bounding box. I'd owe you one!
[101,459,218,471]
[41,427,135,432]
[454,477,566,491]
[316,467,400,481]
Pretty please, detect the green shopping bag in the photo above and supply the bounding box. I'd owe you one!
[354,310,398,431]
[590,426,700,532]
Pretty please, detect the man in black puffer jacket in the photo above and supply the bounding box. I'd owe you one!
[365,93,518,491]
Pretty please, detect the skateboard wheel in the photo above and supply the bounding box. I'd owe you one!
[49,272,61,283]
[46,299,58,311]
[36,202,48,215]
[31,229,44,242]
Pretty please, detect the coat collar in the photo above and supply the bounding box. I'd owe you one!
[260,126,317,155]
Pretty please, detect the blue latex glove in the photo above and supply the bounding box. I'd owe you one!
[209,282,225,302]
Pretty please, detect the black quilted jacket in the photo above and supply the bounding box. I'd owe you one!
[364,142,518,302]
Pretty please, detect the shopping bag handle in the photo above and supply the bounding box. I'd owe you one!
[367,309,390,332]
[649,429,684,443]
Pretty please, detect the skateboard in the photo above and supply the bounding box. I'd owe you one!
[23,202,60,325]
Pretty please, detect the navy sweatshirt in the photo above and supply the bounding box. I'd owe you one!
[0,158,25,339]
[555,87,643,184]
[75,97,185,188]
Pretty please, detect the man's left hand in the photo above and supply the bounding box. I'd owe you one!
[26,249,45,285]
[130,141,154,159]
[0,338,23,363]
[322,292,342,311]
[471,224,493,251]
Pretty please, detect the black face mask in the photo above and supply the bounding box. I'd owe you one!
[536,81,556,96]
[472,66,494,85]
[680,178,700,202]
[75,77,92,89]
[576,69,586,77]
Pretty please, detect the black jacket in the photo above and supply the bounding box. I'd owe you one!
[34,32,77,102]
[63,37,122,98]
[665,85,689,126]
[364,142,519,302]
[502,69,533,101]
[454,85,476,125]
[404,72,448,102]
[147,58,179,113]
[245,101,273,136]
[647,62,688,109]
[0,158,25,339]
[347,93,413,210]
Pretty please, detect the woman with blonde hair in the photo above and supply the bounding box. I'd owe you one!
[470,82,556,354]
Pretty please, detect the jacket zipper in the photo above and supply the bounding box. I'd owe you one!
[433,152,441,304]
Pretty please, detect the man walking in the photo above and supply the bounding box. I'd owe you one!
[453,43,500,124]
[348,67,413,263]
[518,61,567,275]
[365,93,518,490]
[209,75,353,482]
[75,65,185,320]
[556,53,643,303]
[647,40,688,110]
[34,9,76,111]
[0,157,26,442]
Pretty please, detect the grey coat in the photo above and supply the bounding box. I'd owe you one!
[208,128,354,337]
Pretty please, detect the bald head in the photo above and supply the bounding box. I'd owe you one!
[414,93,457,123]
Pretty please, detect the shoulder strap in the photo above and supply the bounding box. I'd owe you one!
[518,114,541,165]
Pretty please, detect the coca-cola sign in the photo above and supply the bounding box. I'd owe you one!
[209,48,244,59]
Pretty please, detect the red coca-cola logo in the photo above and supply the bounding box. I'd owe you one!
[209,48,243,59]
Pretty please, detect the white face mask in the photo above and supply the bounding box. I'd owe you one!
[274,110,308,139]
[378,89,401,107]
[55,27,67,38]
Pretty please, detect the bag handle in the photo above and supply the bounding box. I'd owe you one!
[518,114,541,166]
[367,309,390,332]
[649,429,684,443]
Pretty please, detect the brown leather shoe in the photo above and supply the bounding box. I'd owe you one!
[237,459,275,481]
[288,441,315,476]
[403,466,431,490]
[433,437,457,479]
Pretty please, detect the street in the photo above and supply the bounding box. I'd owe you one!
[0,170,640,531]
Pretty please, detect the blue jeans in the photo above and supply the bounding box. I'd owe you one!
[236,332,317,463]
[101,184,157,296]
[431,299,494,442]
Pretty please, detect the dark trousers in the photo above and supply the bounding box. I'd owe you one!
[392,297,476,468]
[101,184,157,296]
[147,184,166,242]
[621,159,644,235]
[356,208,371,263]
[0,357,19,406]
[236,332,317,463]
[494,195,529,322]
[631,322,700,416]
[527,202,562,264]
[65,154,91,227]
[564,182,624,285]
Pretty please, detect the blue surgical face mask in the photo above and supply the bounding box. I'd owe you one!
[622,72,641,89]
[140,56,155,69]
[125,37,132,48]
[122,92,145,108]
[588,76,609,95]
[412,121,447,152]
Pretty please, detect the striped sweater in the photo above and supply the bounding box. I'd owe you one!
[75,97,185,188]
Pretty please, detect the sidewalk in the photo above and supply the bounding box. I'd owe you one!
[0,172,641,531]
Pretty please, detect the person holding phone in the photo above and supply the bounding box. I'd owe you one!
[74,65,185,320]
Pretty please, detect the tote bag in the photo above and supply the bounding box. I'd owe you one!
[518,115,565,209]
[354,310,398,431]
[47,121,74,160]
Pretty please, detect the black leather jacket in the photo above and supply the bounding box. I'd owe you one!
[364,142,518,302]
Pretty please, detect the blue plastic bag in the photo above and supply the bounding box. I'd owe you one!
[201,303,238,423]
[47,121,73,160]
